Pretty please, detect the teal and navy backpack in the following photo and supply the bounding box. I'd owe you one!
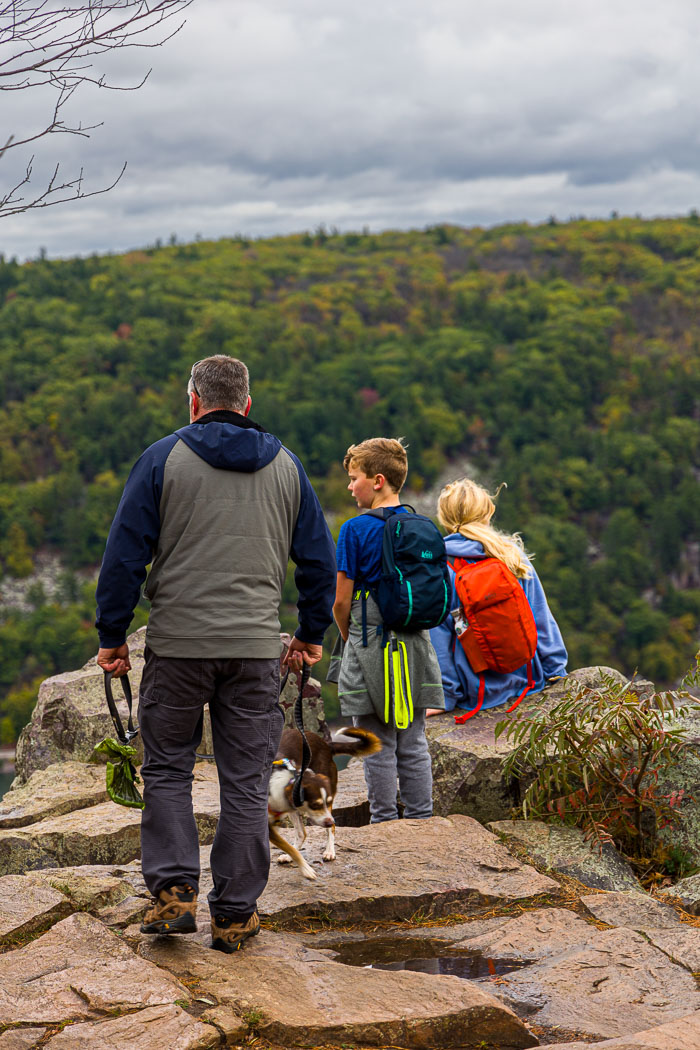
[365,505,450,636]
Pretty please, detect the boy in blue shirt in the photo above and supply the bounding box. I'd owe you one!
[332,438,444,823]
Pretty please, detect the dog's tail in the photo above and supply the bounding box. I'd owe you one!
[330,726,382,759]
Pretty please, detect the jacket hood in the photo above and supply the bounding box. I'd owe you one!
[175,421,282,473]
[444,534,489,561]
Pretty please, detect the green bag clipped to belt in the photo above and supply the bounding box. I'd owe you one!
[92,672,145,810]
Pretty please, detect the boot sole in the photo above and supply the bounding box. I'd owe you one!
[140,913,197,935]
[211,924,260,954]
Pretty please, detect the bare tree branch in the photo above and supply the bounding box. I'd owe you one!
[1,0,190,219]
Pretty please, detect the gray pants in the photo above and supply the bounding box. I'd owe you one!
[138,648,283,921]
[352,710,433,823]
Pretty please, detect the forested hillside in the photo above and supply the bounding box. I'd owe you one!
[1,217,699,740]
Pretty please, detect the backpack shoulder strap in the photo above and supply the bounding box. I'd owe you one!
[366,504,415,522]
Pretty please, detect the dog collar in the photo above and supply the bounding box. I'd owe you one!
[272,758,297,773]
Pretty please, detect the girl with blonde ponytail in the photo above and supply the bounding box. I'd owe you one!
[429,478,567,717]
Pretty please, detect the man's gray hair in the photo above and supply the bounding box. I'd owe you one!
[188,355,250,412]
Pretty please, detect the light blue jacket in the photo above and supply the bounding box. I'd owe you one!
[429,535,568,713]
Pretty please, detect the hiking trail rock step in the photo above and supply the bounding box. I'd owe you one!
[543,1009,700,1049]
[0,760,107,829]
[0,766,221,875]
[0,912,188,1026]
[426,666,628,825]
[488,819,641,892]
[0,1030,48,1049]
[256,814,560,923]
[137,931,537,1049]
[579,890,682,929]
[0,874,70,944]
[486,925,700,1040]
[41,1004,222,1050]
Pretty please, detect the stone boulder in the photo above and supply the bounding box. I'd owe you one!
[427,667,627,824]
[14,628,149,782]
[658,870,700,915]
[138,933,537,1049]
[489,820,641,891]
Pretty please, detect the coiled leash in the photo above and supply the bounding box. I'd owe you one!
[104,670,139,746]
[279,660,311,806]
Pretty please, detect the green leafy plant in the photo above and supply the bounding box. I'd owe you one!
[495,672,700,859]
[243,1007,265,1030]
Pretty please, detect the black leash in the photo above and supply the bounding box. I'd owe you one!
[103,671,139,746]
[280,661,311,806]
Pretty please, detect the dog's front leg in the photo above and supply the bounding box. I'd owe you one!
[323,824,336,862]
[289,810,307,850]
[269,823,316,881]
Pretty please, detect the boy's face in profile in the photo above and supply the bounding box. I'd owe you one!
[347,464,377,509]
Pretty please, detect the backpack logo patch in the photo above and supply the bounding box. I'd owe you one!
[421,550,433,559]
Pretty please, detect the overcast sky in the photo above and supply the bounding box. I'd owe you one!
[3,0,700,259]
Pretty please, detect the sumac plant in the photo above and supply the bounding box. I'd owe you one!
[495,673,700,859]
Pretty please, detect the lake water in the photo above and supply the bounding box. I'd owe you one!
[0,771,14,801]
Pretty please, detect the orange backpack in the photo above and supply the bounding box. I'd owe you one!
[449,557,538,724]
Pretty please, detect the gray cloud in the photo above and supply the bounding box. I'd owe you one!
[3,0,700,258]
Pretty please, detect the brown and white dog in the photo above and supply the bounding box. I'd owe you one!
[268,726,381,880]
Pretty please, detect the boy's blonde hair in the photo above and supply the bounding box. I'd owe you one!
[343,438,408,493]
[437,478,531,579]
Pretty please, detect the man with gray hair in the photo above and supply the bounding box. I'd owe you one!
[95,355,336,952]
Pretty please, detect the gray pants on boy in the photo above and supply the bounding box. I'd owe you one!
[138,648,284,920]
[352,710,433,823]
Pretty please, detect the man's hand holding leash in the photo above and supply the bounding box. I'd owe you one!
[97,644,131,678]
[283,637,323,671]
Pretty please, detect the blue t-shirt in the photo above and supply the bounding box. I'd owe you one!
[336,507,410,587]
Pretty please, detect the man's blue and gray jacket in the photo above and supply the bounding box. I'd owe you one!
[96,410,336,658]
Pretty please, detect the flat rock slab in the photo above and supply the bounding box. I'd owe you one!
[0,761,107,828]
[642,926,700,973]
[0,771,220,875]
[0,1031,47,1049]
[0,912,186,1026]
[487,926,700,1040]
[0,875,70,943]
[43,1004,220,1049]
[427,668,627,824]
[580,891,681,929]
[489,820,640,892]
[452,907,598,962]
[545,1009,700,1049]
[139,934,537,1049]
[255,814,559,924]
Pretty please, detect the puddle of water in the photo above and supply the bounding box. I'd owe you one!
[366,955,523,979]
[329,938,525,979]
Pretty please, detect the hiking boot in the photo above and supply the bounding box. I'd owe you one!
[211,910,260,953]
[140,883,197,934]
